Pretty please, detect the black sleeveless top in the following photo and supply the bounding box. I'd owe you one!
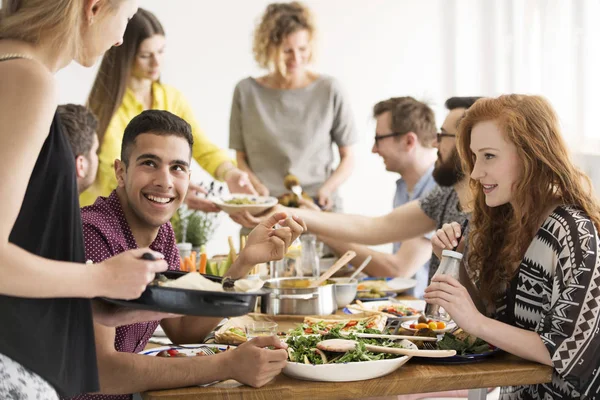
[0,92,99,395]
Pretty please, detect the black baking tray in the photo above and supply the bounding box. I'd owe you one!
[99,271,262,317]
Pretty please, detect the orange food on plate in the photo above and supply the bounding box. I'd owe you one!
[436,321,446,329]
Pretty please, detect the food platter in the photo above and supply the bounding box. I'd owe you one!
[212,194,278,215]
[100,271,262,317]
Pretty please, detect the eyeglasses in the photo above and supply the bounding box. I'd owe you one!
[374,132,404,148]
[436,132,457,143]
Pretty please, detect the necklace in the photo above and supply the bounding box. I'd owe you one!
[0,53,33,61]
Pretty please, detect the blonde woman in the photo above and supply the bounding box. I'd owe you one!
[81,8,256,211]
[230,1,357,211]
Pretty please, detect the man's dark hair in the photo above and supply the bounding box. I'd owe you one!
[445,97,482,111]
[57,104,98,158]
[121,110,194,166]
[373,97,436,147]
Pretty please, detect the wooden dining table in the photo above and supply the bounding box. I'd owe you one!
[141,296,553,400]
[140,351,551,400]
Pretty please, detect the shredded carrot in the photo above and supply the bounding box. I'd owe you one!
[199,253,207,274]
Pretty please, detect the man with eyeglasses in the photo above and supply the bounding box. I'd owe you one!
[232,97,481,299]
[317,97,439,297]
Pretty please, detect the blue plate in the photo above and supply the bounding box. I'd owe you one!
[414,347,502,364]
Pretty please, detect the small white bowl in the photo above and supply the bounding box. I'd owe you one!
[329,277,358,308]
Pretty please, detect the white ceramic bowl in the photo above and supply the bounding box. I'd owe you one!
[212,194,278,216]
[329,277,358,308]
[283,355,411,382]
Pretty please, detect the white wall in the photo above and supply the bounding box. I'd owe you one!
[53,0,600,255]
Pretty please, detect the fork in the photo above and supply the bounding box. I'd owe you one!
[170,344,216,355]
[423,342,437,350]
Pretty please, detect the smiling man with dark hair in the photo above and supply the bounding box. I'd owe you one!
[72,110,306,399]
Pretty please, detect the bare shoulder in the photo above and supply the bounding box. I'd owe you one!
[0,59,56,104]
[0,59,57,135]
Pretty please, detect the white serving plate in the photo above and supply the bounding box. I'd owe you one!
[212,194,278,216]
[347,300,425,321]
[283,355,411,382]
[357,278,417,293]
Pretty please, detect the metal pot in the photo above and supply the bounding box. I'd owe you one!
[260,277,337,316]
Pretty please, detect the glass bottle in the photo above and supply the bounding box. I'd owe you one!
[300,234,320,277]
[424,250,463,321]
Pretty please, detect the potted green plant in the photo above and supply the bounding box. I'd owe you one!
[171,205,220,253]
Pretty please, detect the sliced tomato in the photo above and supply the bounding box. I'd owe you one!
[304,328,313,334]
[166,349,179,356]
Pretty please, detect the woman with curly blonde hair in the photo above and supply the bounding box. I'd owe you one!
[428,94,600,399]
[229,1,357,210]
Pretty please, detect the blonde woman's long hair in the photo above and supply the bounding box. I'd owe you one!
[0,0,84,57]
[457,94,600,305]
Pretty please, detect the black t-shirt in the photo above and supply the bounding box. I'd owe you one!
[0,111,99,396]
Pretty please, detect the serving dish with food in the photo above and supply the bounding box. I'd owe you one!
[212,194,278,215]
[283,327,412,382]
[100,271,264,317]
[408,327,500,364]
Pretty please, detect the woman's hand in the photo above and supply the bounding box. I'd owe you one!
[431,222,465,259]
[224,168,258,195]
[316,186,333,210]
[254,182,270,197]
[184,182,220,212]
[298,198,321,211]
[93,249,168,300]
[423,274,484,334]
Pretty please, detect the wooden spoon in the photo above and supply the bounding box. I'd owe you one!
[317,339,456,358]
[342,332,438,342]
[309,250,356,288]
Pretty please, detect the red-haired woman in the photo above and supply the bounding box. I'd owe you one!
[429,94,600,399]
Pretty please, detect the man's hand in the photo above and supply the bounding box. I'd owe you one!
[184,182,220,212]
[225,336,288,388]
[238,212,307,266]
[225,168,258,195]
[229,204,286,229]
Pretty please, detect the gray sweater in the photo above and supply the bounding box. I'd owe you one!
[229,75,358,198]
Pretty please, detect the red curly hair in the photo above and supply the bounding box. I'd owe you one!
[457,94,600,305]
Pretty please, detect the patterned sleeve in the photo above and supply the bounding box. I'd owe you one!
[418,185,448,225]
[164,224,181,272]
[537,210,600,397]
[82,222,114,264]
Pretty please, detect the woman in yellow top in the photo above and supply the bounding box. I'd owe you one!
[81,8,255,211]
